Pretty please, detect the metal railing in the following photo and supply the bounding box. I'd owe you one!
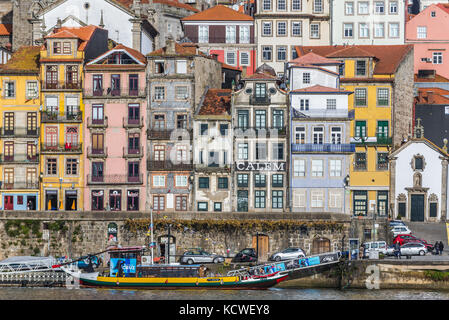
[353,134,392,146]
[41,143,82,153]
[84,87,146,98]
[41,111,83,122]
[0,181,39,190]
[0,153,39,163]
[87,174,143,185]
[41,81,82,90]
[87,146,108,158]
[87,117,108,128]
[249,95,271,105]
[147,160,193,171]
[123,116,144,128]
[147,128,193,140]
[123,146,143,158]
[291,143,355,153]
[234,127,286,137]
[0,127,39,138]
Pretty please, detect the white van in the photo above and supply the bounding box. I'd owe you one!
[362,241,387,258]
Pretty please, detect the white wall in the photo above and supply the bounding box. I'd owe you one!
[289,67,339,91]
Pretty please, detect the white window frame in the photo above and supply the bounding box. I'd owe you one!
[239,25,250,43]
[198,25,209,43]
[226,26,236,43]
[293,159,306,177]
[311,190,324,207]
[153,175,166,187]
[311,159,324,177]
[329,159,342,177]
[240,51,250,66]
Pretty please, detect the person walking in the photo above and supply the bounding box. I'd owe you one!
[394,242,401,259]
[439,241,444,255]
[434,242,439,255]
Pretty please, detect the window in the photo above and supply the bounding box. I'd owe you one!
[330,159,342,177]
[262,22,272,36]
[326,99,336,110]
[390,1,398,13]
[154,86,165,100]
[313,0,323,12]
[331,127,342,144]
[220,124,228,136]
[237,110,249,129]
[374,23,385,37]
[240,26,250,43]
[355,120,367,138]
[255,174,266,187]
[153,145,165,161]
[375,1,385,14]
[199,25,209,43]
[263,0,271,10]
[303,72,311,84]
[66,158,78,175]
[176,60,187,74]
[417,26,427,39]
[110,74,120,95]
[377,152,388,170]
[175,175,188,187]
[272,190,283,209]
[293,190,306,208]
[226,26,236,43]
[153,115,165,130]
[294,159,306,177]
[354,191,368,216]
[415,157,423,170]
[238,143,248,160]
[431,11,436,17]
[329,190,342,208]
[389,23,399,38]
[198,177,209,189]
[292,0,301,10]
[345,2,354,14]
[273,110,284,128]
[356,60,366,76]
[26,81,38,99]
[272,174,283,187]
[433,52,443,64]
[359,23,369,38]
[218,177,228,189]
[255,190,266,209]
[429,202,437,217]
[262,46,272,61]
[277,46,287,61]
[295,127,305,144]
[364,228,371,240]
[377,88,389,106]
[272,143,284,160]
[154,61,165,74]
[153,195,165,211]
[300,99,309,110]
[311,190,324,207]
[277,0,286,10]
[175,86,188,100]
[313,127,324,144]
[255,83,267,98]
[355,88,367,106]
[256,142,267,160]
[237,190,248,212]
[53,41,61,54]
[46,158,57,175]
[358,2,369,14]
[176,196,188,211]
[377,120,389,138]
[355,153,367,170]
[344,23,353,37]
[92,162,103,180]
[226,52,236,65]
[153,175,166,187]
[237,174,248,187]
[292,21,302,36]
[277,22,287,36]
[310,23,320,38]
[240,52,249,66]
[312,160,324,177]
[4,81,14,98]
[93,74,103,94]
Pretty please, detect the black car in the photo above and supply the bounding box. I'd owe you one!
[231,248,258,263]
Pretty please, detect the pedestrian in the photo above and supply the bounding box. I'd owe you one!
[434,242,439,255]
[394,242,401,259]
[439,241,444,255]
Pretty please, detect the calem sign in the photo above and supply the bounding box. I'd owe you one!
[235,161,286,172]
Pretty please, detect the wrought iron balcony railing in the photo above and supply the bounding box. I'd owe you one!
[147,160,193,171]
[41,111,83,123]
[87,117,108,128]
[0,127,39,138]
[0,153,39,164]
[87,174,143,185]
[41,143,82,153]
[87,146,108,158]
[84,87,146,98]
[291,143,355,153]
[41,81,82,90]
[0,181,39,190]
[123,116,144,129]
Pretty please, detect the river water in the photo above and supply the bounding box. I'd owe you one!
[0,287,448,300]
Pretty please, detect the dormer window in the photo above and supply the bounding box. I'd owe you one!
[356,60,367,76]
[155,61,165,74]
[63,42,71,54]
[53,42,61,54]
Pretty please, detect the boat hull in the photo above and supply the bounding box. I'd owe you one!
[79,274,288,290]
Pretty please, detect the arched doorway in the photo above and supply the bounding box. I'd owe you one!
[312,237,331,254]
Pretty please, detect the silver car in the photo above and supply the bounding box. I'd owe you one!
[399,243,427,256]
[180,250,225,265]
[269,247,306,262]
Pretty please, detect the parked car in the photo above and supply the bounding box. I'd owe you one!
[386,245,396,256]
[391,225,412,237]
[231,248,258,263]
[399,243,427,256]
[389,220,406,228]
[393,235,434,251]
[362,241,387,258]
[268,247,306,262]
[179,249,225,265]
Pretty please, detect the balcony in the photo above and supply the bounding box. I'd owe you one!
[249,95,271,105]
[352,134,393,146]
[291,143,355,153]
[147,160,193,171]
[123,146,143,158]
[87,117,108,129]
[195,163,232,172]
[87,146,108,158]
[0,181,39,190]
[87,174,143,185]
[83,87,146,98]
[147,128,193,140]
[41,81,82,91]
[292,109,355,120]
[123,116,144,129]
[0,127,39,138]
[41,143,82,154]
[0,153,39,164]
[41,111,83,123]
[234,127,286,138]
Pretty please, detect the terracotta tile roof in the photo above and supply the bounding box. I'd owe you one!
[243,72,277,80]
[45,25,100,51]
[414,73,449,82]
[415,88,449,104]
[0,46,40,74]
[291,85,352,94]
[221,62,241,71]
[182,5,253,21]
[0,24,12,36]
[148,42,204,57]
[295,45,413,75]
[198,89,232,116]
[289,52,341,65]
[113,0,198,12]
[437,3,449,15]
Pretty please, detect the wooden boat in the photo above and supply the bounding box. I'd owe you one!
[61,246,288,290]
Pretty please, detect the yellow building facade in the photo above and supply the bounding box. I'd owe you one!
[0,46,41,210]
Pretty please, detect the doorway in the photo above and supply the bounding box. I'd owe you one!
[65,190,77,211]
[158,235,176,264]
[252,234,269,262]
[27,196,36,210]
[312,237,331,255]
[4,196,13,210]
[410,194,425,221]
[45,191,58,210]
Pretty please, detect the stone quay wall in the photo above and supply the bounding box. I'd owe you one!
[0,211,350,261]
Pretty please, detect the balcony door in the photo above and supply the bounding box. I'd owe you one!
[4,168,14,190]
[93,75,103,96]
[46,65,58,89]
[128,133,140,154]
[4,141,13,162]
[27,142,37,161]
[92,104,104,125]
[45,126,58,149]
[129,74,138,96]
[111,74,120,96]
[26,168,37,189]
[66,65,78,88]
[4,112,14,135]
[128,104,140,125]
[27,112,37,136]
[92,162,104,182]
[128,161,140,182]
[92,133,104,154]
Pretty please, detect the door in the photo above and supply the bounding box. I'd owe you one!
[26,168,37,189]
[92,104,104,125]
[4,142,14,162]
[410,194,425,222]
[4,196,13,210]
[128,104,140,125]
[252,234,269,262]
[111,74,120,96]
[27,112,37,136]
[46,65,58,89]
[4,112,14,135]
[312,237,331,255]
[129,74,138,96]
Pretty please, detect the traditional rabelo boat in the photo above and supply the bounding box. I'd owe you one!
[61,246,289,290]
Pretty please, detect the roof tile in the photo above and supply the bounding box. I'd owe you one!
[182,5,253,21]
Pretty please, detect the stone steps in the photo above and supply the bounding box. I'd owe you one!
[404,221,448,249]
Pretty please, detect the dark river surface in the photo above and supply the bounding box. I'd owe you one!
[0,287,448,300]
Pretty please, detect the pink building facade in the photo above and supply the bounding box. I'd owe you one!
[83,45,147,211]
[406,3,449,79]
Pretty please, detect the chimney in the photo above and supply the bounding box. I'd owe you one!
[427,91,435,104]
[242,66,247,79]
[166,36,176,55]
